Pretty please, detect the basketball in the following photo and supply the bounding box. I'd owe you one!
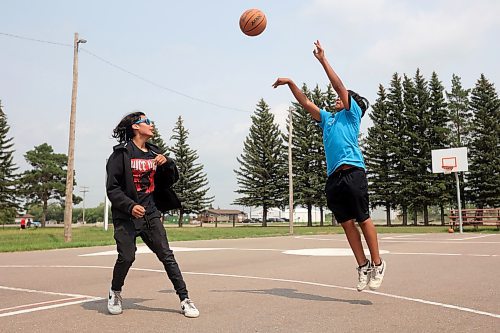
[239,9,267,37]
[448,228,454,233]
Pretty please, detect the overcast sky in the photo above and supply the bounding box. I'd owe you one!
[1,0,499,212]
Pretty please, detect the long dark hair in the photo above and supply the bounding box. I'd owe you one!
[112,111,145,143]
[348,90,370,117]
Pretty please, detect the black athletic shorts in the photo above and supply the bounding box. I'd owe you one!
[325,167,370,224]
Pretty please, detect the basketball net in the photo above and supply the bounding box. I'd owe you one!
[443,166,454,174]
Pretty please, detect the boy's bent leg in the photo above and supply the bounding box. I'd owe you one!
[141,214,189,301]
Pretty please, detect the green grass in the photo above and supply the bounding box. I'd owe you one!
[0,224,497,252]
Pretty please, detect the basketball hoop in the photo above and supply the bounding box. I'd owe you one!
[443,166,454,174]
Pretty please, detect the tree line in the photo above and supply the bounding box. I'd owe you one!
[2,71,498,227]
[233,71,499,226]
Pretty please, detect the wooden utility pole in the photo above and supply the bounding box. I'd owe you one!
[288,106,294,235]
[63,33,86,242]
[80,186,89,224]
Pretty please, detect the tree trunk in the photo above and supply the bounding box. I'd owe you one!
[402,206,408,226]
[42,195,48,227]
[262,206,267,227]
[386,203,391,226]
[412,210,417,226]
[424,205,429,226]
[440,205,445,226]
[307,203,312,227]
[319,207,324,226]
[178,209,184,227]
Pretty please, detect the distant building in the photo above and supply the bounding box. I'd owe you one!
[15,214,35,224]
[198,209,246,223]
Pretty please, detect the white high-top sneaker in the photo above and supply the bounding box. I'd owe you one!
[180,298,200,318]
[356,261,372,292]
[368,260,386,290]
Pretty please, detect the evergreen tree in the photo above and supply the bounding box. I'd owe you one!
[468,75,500,208]
[286,84,324,226]
[412,69,433,225]
[446,74,472,148]
[0,101,18,225]
[169,116,213,226]
[149,122,169,154]
[234,99,287,226]
[365,85,393,225]
[385,73,409,224]
[445,74,471,209]
[427,72,451,224]
[18,143,81,226]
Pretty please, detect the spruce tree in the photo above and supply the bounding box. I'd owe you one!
[234,99,287,226]
[0,101,18,225]
[385,73,409,224]
[445,74,471,209]
[468,74,500,208]
[149,122,169,154]
[446,74,471,148]
[287,84,324,226]
[169,116,213,226]
[365,85,393,225]
[427,72,451,224]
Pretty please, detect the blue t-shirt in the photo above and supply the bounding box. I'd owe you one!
[318,96,366,176]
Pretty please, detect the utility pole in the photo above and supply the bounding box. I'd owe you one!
[80,186,89,224]
[288,106,294,235]
[63,33,86,242]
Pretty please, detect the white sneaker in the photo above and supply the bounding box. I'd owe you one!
[356,261,372,292]
[368,260,386,290]
[107,289,123,315]
[180,298,199,318]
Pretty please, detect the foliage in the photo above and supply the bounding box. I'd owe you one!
[18,143,81,226]
[467,75,500,207]
[234,99,287,226]
[169,116,213,226]
[0,100,19,224]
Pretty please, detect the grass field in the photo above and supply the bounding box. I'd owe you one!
[0,224,498,252]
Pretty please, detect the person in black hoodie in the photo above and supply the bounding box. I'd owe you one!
[106,111,199,318]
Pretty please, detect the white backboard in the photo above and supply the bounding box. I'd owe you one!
[431,147,468,173]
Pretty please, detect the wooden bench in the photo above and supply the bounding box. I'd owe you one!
[449,208,500,230]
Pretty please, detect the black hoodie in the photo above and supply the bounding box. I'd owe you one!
[106,141,181,222]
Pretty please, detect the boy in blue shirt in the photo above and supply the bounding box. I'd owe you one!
[272,40,386,291]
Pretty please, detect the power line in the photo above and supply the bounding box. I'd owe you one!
[0,32,252,114]
[80,48,251,113]
[0,32,71,47]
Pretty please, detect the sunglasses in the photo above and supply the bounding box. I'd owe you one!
[134,118,152,125]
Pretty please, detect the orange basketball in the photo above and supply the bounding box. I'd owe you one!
[448,228,454,233]
[239,8,267,37]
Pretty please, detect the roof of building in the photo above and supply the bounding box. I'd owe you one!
[201,209,245,215]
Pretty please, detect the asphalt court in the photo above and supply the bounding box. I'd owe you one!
[0,233,499,332]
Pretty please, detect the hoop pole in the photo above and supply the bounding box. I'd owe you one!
[455,171,463,234]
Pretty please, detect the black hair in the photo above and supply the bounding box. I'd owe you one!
[112,111,145,143]
[348,90,370,117]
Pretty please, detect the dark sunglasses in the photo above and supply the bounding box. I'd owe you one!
[134,118,152,125]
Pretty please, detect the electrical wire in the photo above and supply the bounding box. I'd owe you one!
[0,32,251,113]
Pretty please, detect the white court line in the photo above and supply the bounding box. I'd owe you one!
[0,285,102,318]
[390,252,498,257]
[295,236,500,244]
[0,265,498,319]
[79,247,285,257]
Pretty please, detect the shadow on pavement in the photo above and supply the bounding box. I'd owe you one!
[212,288,372,305]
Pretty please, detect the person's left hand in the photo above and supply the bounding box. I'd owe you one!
[153,154,167,166]
[313,40,325,60]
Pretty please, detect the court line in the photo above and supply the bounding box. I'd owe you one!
[295,236,500,244]
[0,265,498,319]
[0,285,102,318]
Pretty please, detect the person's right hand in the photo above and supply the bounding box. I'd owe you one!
[131,205,146,218]
[313,40,325,61]
[272,77,292,88]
